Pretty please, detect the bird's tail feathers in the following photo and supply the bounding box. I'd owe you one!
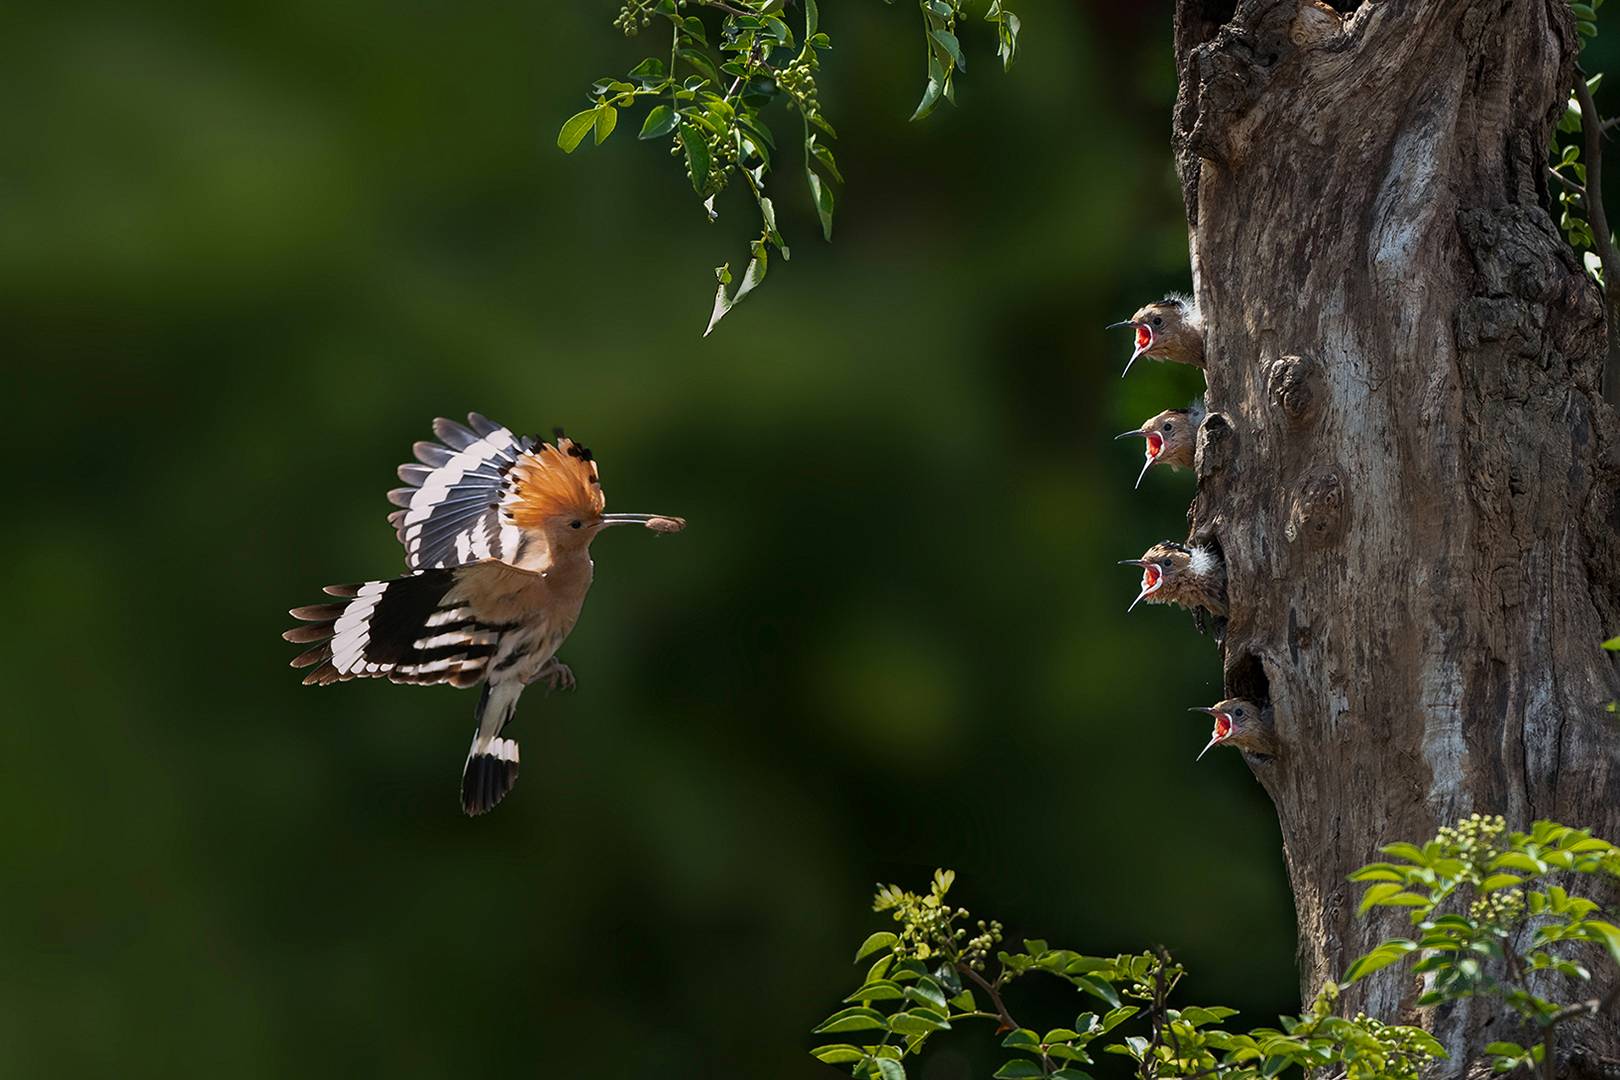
[460,682,523,816]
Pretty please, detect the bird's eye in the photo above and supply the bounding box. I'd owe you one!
[1234,707,1245,717]
[1151,315,1163,327]
[570,520,582,529]
[1163,422,1174,433]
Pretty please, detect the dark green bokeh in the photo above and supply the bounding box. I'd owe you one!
[0,1,1397,1075]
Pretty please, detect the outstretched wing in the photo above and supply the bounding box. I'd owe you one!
[388,414,608,573]
[387,413,536,571]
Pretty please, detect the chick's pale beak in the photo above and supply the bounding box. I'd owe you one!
[1115,428,1148,441]
[1105,320,1136,330]
[1124,561,1163,611]
[1197,735,1222,761]
[1188,706,1218,716]
[600,513,686,532]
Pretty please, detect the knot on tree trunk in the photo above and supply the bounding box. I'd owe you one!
[1195,410,1235,478]
[1267,354,1319,427]
[1284,469,1345,549]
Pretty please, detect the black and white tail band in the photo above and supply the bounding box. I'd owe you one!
[284,569,505,688]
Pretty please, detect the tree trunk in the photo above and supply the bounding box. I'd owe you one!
[1170,0,1620,1073]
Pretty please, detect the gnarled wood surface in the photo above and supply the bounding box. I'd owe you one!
[1171,0,1620,1072]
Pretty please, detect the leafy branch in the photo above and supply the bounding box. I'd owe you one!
[561,0,1021,335]
[812,818,1620,1080]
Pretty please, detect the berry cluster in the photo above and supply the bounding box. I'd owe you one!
[612,0,655,37]
[872,869,1002,971]
[1435,812,1508,882]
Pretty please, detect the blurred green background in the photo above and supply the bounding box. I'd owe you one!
[5,2,1331,1075]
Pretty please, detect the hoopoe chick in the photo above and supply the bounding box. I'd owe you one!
[1119,540,1227,618]
[284,413,685,817]
[1107,293,1205,377]
[1115,398,1206,489]
[1190,699,1274,760]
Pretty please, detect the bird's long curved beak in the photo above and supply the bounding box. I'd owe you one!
[1121,342,1150,379]
[1134,456,1155,490]
[1196,735,1222,761]
[1120,560,1161,612]
[1115,428,1147,441]
[601,513,686,533]
[1188,706,1218,716]
[1105,320,1135,330]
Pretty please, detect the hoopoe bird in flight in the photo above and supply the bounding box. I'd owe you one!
[1190,699,1273,760]
[1119,540,1227,620]
[1107,294,1205,378]
[1115,398,1206,488]
[284,413,685,816]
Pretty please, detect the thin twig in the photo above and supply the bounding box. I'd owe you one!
[1548,165,1588,197]
[956,963,1054,1074]
[1574,69,1620,405]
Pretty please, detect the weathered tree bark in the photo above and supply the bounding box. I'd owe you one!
[1171,0,1620,1074]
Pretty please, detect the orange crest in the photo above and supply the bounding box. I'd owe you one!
[505,435,606,527]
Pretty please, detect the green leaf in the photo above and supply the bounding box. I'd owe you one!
[557,108,600,153]
[1073,974,1120,1008]
[1603,636,1620,651]
[1050,1072,1094,1080]
[1380,842,1430,865]
[1181,1006,1239,1026]
[1001,1029,1040,1050]
[812,1045,869,1065]
[889,1008,951,1035]
[992,1062,1044,1080]
[1582,919,1620,964]
[846,980,906,1003]
[594,105,618,144]
[814,1006,889,1034]
[910,75,944,121]
[928,28,966,70]
[639,104,679,140]
[875,1059,906,1080]
[856,932,899,962]
[1343,938,1417,983]
[1099,1006,1139,1032]
[1358,882,1404,914]
[1491,851,1545,873]
[627,57,667,82]
[680,123,711,194]
[904,977,948,1011]
[1481,873,1523,892]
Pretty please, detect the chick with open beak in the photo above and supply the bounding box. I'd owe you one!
[1119,540,1227,617]
[1190,699,1274,760]
[1107,293,1205,378]
[1115,398,1206,489]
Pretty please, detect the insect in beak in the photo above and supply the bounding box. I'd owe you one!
[600,513,687,532]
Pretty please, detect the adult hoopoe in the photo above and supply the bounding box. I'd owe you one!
[284,413,685,816]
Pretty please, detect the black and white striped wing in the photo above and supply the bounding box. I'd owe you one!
[284,569,504,688]
[387,413,537,571]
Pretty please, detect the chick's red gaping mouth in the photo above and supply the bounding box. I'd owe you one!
[1135,325,1152,351]
[1144,432,1164,460]
[1141,564,1162,593]
[1213,713,1232,740]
